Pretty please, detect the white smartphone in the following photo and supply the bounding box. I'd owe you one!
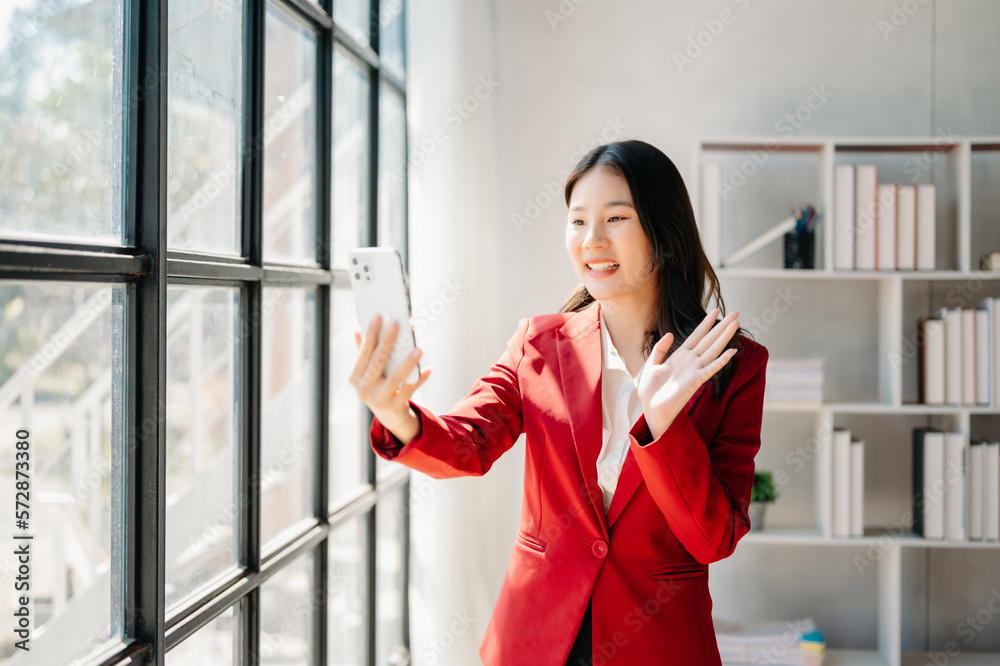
[349,247,421,386]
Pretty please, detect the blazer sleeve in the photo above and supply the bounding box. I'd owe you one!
[367,317,529,479]
[626,342,768,565]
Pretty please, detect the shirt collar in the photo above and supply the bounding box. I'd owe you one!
[599,306,646,385]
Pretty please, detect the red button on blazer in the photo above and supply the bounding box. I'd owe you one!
[370,301,769,665]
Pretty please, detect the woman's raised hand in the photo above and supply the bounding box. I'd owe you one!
[350,314,431,446]
[637,308,740,441]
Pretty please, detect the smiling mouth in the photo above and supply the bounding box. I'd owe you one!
[586,262,619,274]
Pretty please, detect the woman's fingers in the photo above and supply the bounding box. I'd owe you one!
[701,347,738,381]
[695,314,739,360]
[681,308,721,351]
[648,332,673,365]
[396,367,433,404]
[350,315,382,382]
[374,346,423,405]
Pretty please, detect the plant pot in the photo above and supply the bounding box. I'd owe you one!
[747,501,768,532]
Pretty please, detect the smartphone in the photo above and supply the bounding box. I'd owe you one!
[349,247,421,386]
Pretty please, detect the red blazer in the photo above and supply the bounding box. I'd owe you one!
[369,301,769,665]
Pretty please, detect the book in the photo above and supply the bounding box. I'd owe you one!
[896,185,917,270]
[833,427,852,537]
[919,317,945,405]
[937,307,962,405]
[834,164,855,270]
[916,183,936,270]
[854,165,878,270]
[913,428,946,539]
[850,437,865,537]
[962,308,976,406]
[969,440,985,540]
[987,441,1000,542]
[975,306,991,406]
[946,432,966,541]
[876,183,897,271]
[700,164,722,266]
[994,298,1000,407]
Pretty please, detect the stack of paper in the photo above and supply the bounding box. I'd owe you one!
[764,357,824,403]
[713,616,825,665]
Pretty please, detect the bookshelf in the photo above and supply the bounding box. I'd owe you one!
[693,135,1000,666]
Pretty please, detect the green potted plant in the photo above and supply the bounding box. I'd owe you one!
[748,471,779,532]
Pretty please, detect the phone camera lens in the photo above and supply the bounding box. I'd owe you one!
[353,272,360,280]
[352,257,358,265]
[363,265,369,272]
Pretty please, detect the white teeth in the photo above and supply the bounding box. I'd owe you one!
[588,262,619,271]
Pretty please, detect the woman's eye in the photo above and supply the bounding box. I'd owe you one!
[609,216,624,223]
[571,219,584,226]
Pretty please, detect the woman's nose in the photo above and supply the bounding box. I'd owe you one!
[583,224,607,248]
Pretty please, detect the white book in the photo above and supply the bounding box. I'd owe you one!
[987,441,1000,542]
[876,184,897,271]
[937,307,962,405]
[854,165,878,271]
[946,432,966,541]
[921,317,945,405]
[916,183,936,270]
[975,307,991,406]
[833,427,852,537]
[896,185,917,270]
[700,163,722,266]
[919,430,946,540]
[850,437,865,537]
[834,165,855,271]
[962,309,976,406]
[994,298,1000,408]
[970,440,985,540]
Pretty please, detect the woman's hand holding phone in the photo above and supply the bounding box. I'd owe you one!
[350,313,432,446]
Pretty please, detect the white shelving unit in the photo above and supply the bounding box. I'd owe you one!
[693,135,1000,666]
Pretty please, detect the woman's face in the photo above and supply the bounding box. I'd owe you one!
[565,165,658,308]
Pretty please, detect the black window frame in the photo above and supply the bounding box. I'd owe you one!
[0,0,410,663]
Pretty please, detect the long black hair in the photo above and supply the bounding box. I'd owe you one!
[560,139,752,399]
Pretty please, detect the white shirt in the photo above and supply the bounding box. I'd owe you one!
[596,308,647,514]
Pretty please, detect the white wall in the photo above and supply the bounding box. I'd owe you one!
[400,1,1000,663]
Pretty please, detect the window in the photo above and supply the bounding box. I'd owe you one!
[0,0,409,664]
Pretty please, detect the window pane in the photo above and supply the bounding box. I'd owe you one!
[261,287,317,547]
[332,47,370,271]
[167,0,244,255]
[0,0,125,243]
[263,3,318,265]
[328,515,368,666]
[331,286,368,506]
[165,286,239,609]
[379,0,404,76]
[166,603,239,666]
[334,0,370,48]
[376,484,407,666]
[0,282,124,663]
[377,82,406,267]
[260,549,315,665]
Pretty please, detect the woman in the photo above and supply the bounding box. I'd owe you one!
[350,140,768,665]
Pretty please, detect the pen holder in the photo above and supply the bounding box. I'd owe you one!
[783,230,815,269]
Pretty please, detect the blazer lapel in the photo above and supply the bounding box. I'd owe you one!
[555,301,713,533]
[555,302,608,538]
